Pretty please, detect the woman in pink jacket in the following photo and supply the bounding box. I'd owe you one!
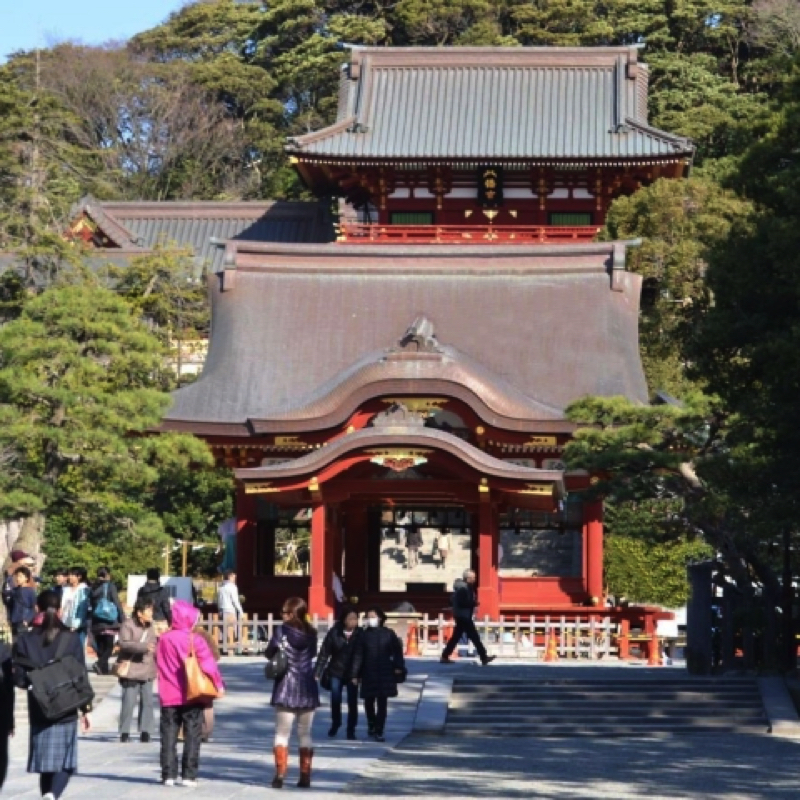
[156,601,224,788]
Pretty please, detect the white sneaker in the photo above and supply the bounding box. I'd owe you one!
[182,779,198,788]
[162,779,177,786]
[42,794,56,800]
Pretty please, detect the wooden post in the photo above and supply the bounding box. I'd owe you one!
[478,497,499,618]
[584,500,604,602]
[182,541,189,578]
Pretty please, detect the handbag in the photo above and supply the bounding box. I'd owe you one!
[185,635,222,703]
[320,667,332,691]
[112,628,149,678]
[264,635,289,681]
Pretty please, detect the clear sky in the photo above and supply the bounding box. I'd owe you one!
[0,0,188,62]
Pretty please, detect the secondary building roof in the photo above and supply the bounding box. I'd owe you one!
[162,240,648,435]
[69,198,334,274]
[287,47,694,164]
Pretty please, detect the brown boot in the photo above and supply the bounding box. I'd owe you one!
[272,745,289,789]
[297,747,313,788]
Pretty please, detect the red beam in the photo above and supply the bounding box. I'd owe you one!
[338,223,601,245]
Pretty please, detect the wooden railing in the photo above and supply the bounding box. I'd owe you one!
[193,612,619,660]
[337,223,602,245]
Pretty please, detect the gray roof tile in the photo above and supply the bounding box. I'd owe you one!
[290,47,693,162]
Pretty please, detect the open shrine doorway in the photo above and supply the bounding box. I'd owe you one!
[367,504,473,596]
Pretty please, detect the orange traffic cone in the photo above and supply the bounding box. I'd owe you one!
[648,634,661,666]
[543,632,559,663]
[405,622,420,657]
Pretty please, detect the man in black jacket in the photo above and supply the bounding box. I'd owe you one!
[136,569,172,635]
[441,570,496,666]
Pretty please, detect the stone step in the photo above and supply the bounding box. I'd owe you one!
[444,722,770,737]
[448,711,768,724]
[451,691,762,703]
[449,702,766,715]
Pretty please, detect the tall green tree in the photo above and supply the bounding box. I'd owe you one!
[0,284,212,565]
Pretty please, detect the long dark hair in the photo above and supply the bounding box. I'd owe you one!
[37,590,66,646]
[281,596,316,636]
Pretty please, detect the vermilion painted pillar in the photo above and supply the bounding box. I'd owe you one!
[308,503,333,617]
[478,501,500,619]
[584,500,604,603]
[235,486,257,581]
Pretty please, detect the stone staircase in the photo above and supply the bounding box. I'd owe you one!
[446,677,769,737]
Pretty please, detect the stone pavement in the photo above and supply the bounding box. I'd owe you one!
[1,658,426,799]
[3,657,800,799]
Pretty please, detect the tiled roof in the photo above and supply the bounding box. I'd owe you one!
[73,199,334,274]
[163,241,648,432]
[289,47,693,163]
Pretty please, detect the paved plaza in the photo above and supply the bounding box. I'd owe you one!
[2,659,799,799]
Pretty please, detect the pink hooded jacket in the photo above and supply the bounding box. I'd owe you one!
[156,600,224,707]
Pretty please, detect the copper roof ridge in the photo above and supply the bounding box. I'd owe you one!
[102,200,310,218]
[291,116,357,147]
[74,198,141,249]
[227,239,639,259]
[624,117,694,152]
[233,426,566,484]
[244,346,564,430]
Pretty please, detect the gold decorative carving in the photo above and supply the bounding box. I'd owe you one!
[464,209,473,219]
[275,436,302,446]
[508,210,518,218]
[482,209,499,221]
[368,449,431,472]
[244,482,280,495]
[476,426,485,435]
[517,483,552,496]
[527,436,557,447]
[381,397,447,415]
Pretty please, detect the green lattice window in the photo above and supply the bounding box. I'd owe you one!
[549,212,593,225]
[390,212,434,225]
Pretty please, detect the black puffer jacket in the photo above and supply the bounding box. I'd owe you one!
[315,624,362,681]
[351,625,405,700]
[137,581,172,624]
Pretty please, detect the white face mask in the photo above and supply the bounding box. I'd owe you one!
[367,617,379,628]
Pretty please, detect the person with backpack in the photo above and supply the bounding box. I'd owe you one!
[116,597,157,743]
[13,590,93,800]
[156,600,223,788]
[350,607,405,743]
[314,607,362,740]
[61,567,90,649]
[266,596,319,789]
[89,567,124,675]
[137,568,172,636]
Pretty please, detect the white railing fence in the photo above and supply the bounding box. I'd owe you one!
[194,613,619,660]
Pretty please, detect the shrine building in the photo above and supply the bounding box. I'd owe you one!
[160,46,693,621]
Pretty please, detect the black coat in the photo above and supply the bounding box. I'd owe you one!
[0,644,14,735]
[137,581,172,624]
[451,578,478,621]
[315,624,362,681]
[89,580,125,634]
[350,625,405,700]
[13,627,90,726]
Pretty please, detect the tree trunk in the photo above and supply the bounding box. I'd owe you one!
[0,513,46,625]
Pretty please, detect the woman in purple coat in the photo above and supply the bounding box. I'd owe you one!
[266,597,319,789]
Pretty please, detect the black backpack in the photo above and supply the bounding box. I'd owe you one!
[22,633,95,721]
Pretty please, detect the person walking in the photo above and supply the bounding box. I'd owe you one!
[440,569,496,666]
[315,607,362,740]
[137,568,172,636]
[191,615,221,743]
[216,571,243,653]
[435,530,451,570]
[156,600,223,788]
[61,568,90,650]
[266,596,319,789]
[0,640,14,790]
[51,570,69,606]
[116,597,157,744]
[350,607,405,743]
[7,566,37,641]
[406,528,423,569]
[13,590,92,800]
[89,567,124,675]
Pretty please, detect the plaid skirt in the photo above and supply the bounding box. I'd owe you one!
[28,720,78,774]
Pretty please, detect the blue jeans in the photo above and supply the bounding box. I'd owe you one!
[329,676,359,733]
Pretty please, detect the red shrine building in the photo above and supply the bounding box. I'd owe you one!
[161,46,693,620]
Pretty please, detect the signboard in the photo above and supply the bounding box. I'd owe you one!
[477,166,504,208]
